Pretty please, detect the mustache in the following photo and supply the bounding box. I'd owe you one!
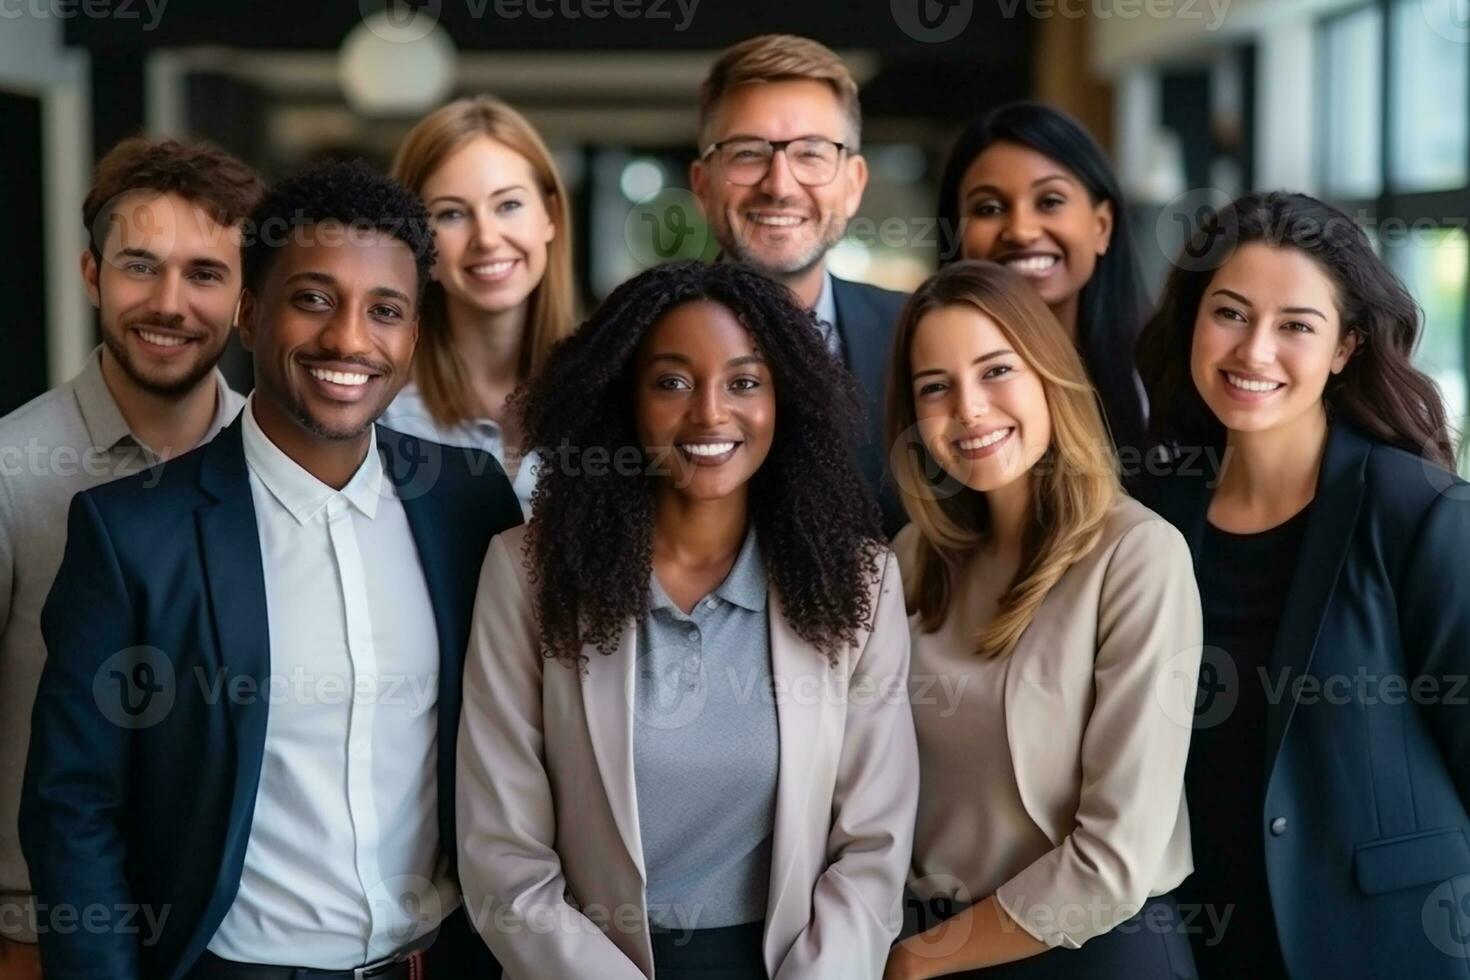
[123,313,196,336]
[297,353,392,376]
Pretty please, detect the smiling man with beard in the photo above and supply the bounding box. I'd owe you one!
[691,34,907,534]
[0,136,259,980]
[20,160,518,980]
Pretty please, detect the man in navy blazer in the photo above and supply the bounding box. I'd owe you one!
[21,161,517,980]
[691,34,909,534]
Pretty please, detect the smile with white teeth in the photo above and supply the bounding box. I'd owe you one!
[748,214,804,226]
[1224,372,1284,393]
[308,367,372,387]
[1003,255,1059,275]
[137,329,188,348]
[680,441,737,456]
[957,428,1012,450]
[468,260,516,277]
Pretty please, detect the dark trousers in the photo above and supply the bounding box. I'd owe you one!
[651,920,765,979]
[184,909,499,980]
[901,892,1198,980]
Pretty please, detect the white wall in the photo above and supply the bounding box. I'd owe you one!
[0,7,92,386]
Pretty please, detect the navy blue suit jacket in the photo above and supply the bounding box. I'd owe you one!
[832,275,907,537]
[1141,423,1470,978]
[20,419,521,980]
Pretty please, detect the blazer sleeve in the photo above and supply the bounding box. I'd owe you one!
[455,534,647,980]
[1398,491,1470,807]
[19,492,141,979]
[994,518,1202,949]
[771,551,919,980]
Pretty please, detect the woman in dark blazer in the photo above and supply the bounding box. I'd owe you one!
[1136,190,1470,980]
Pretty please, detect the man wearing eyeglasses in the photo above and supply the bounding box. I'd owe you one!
[692,33,907,535]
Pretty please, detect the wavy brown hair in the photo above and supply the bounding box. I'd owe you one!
[392,95,575,428]
[1137,191,1455,468]
[520,260,883,668]
[886,261,1119,657]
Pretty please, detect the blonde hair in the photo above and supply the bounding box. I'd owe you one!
[886,261,1120,657]
[698,33,862,149]
[391,95,575,428]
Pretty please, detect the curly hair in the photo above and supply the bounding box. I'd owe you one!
[242,158,436,301]
[517,260,884,669]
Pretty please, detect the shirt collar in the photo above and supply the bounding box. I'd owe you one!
[647,526,767,614]
[812,268,836,329]
[241,394,383,524]
[74,345,238,454]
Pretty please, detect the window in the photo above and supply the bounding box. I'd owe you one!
[1389,0,1468,192]
[1321,5,1383,199]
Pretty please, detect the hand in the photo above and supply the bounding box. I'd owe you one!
[0,937,42,980]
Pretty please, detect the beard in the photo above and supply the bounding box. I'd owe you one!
[718,209,848,280]
[101,317,229,398]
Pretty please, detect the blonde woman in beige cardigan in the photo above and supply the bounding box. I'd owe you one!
[882,261,1202,980]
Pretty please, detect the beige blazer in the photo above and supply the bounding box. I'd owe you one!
[457,524,918,979]
[895,496,1203,949]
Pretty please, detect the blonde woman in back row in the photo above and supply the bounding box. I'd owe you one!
[883,260,1202,980]
[384,95,576,515]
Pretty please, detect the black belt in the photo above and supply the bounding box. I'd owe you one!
[189,932,436,980]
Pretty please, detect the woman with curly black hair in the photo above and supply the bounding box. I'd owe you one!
[456,260,919,980]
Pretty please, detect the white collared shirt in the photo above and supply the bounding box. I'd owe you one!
[208,397,453,969]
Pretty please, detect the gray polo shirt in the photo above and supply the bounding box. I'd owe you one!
[633,528,780,932]
[0,348,242,942]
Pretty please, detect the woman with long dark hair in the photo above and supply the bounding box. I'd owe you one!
[1136,191,1470,980]
[936,102,1150,463]
[456,261,918,979]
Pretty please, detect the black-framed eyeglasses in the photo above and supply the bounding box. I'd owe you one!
[701,137,850,187]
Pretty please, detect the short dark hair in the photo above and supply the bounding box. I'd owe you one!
[82,136,264,257]
[242,158,436,301]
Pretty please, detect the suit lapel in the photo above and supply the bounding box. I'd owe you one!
[1262,424,1368,778]
[580,623,645,880]
[195,421,272,864]
[764,589,829,938]
[831,276,885,403]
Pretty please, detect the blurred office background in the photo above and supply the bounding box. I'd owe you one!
[1,0,1466,441]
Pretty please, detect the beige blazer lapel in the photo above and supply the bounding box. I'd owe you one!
[1001,595,1090,847]
[578,621,647,884]
[764,589,836,967]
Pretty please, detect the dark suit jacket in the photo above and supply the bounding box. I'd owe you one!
[19,419,521,980]
[832,275,907,537]
[1141,423,1470,979]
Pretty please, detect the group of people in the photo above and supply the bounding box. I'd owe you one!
[1,30,1467,980]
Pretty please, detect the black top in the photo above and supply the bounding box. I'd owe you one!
[1181,505,1312,980]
